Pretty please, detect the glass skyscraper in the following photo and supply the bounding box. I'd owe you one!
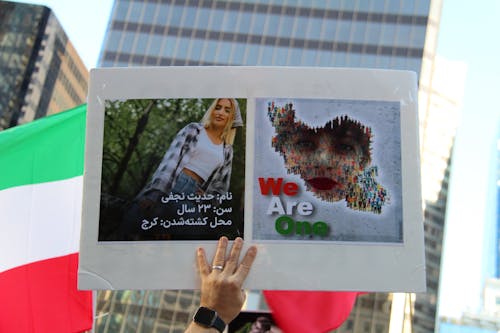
[95,1,444,332]
[0,0,88,130]
[437,133,500,333]
[496,136,500,280]
[100,0,429,73]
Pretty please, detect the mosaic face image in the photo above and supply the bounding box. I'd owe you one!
[268,101,387,213]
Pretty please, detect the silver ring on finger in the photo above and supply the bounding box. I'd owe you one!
[212,265,224,271]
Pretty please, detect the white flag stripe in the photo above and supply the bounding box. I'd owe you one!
[0,176,83,273]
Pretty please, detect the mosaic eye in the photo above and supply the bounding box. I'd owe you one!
[335,143,355,153]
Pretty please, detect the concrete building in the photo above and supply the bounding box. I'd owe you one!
[414,55,466,333]
[437,126,500,333]
[94,1,446,332]
[0,0,88,130]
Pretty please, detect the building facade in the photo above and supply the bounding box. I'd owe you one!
[439,279,500,332]
[95,290,201,333]
[437,125,500,333]
[95,1,445,332]
[496,135,500,280]
[0,1,88,130]
[99,0,429,71]
[415,55,466,333]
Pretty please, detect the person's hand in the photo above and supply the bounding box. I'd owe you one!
[197,236,257,324]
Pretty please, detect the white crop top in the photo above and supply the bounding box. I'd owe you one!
[184,128,224,181]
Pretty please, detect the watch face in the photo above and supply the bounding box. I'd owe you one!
[194,307,216,326]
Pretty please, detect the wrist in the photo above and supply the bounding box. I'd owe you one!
[188,321,220,333]
[199,307,233,325]
[193,306,227,333]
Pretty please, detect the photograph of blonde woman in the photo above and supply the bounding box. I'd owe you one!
[98,98,246,241]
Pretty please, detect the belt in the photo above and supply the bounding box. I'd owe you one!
[182,168,203,184]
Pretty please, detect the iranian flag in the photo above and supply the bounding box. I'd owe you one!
[0,105,93,332]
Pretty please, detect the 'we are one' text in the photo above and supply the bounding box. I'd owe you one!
[258,178,329,237]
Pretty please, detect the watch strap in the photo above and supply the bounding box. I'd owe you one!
[211,314,226,333]
[193,306,226,333]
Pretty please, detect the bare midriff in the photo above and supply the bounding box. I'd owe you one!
[182,168,204,184]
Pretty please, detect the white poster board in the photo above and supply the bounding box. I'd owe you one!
[79,67,425,291]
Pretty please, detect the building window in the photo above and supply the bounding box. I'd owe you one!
[115,1,129,21]
[215,41,232,64]
[194,7,210,30]
[143,3,157,24]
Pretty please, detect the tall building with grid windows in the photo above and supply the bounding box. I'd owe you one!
[95,1,445,332]
[0,1,88,130]
[497,136,500,280]
[99,0,429,72]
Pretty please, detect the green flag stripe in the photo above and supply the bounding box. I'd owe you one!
[0,104,87,191]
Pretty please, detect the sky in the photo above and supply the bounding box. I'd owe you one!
[10,0,500,323]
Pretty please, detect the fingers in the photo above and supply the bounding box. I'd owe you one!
[234,245,257,282]
[197,247,210,277]
[201,237,257,280]
[212,236,228,270]
[225,237,243,273]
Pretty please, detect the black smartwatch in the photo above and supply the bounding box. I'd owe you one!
[193,306,226,332]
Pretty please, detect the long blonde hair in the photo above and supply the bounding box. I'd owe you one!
[201,98,238,145]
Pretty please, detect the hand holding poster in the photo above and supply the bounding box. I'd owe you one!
[79,67,425,291]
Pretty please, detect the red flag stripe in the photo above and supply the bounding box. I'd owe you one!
[263,291,360,333]
[0,253,93,333]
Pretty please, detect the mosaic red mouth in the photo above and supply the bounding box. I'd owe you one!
[306,177,340,191]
